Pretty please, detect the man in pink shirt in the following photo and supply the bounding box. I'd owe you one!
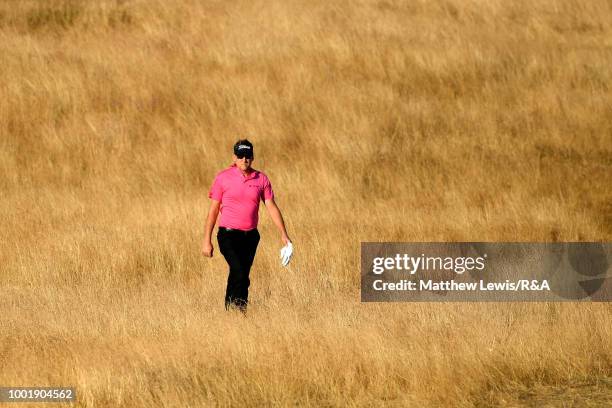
[202,139,292,312]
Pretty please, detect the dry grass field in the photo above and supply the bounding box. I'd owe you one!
[1,0,611,406]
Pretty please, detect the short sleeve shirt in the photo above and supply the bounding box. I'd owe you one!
[208,165,274,231]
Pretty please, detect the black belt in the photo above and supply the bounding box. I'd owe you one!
[219,227,257,234]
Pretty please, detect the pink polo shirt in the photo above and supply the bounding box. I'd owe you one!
[208,165,274,231]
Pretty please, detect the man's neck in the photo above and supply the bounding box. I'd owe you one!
[236,166,254,177]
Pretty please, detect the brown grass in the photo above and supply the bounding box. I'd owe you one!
[1,0,611,406]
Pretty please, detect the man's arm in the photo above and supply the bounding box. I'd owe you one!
[264,197,291,245]
[202,199,221,257]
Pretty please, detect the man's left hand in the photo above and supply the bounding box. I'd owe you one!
[280,242,293,267]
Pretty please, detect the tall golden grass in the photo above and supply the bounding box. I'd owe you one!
[1,0,611,405]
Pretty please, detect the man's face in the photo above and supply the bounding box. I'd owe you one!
[233,154,253,172]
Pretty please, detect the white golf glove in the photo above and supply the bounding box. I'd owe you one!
[280,242,293,267]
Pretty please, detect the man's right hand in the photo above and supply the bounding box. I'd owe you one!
[202,241,214,257]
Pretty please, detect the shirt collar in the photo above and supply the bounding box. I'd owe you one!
[230,164,258,180]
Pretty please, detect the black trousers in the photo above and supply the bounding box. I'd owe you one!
[217,227,260,311]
